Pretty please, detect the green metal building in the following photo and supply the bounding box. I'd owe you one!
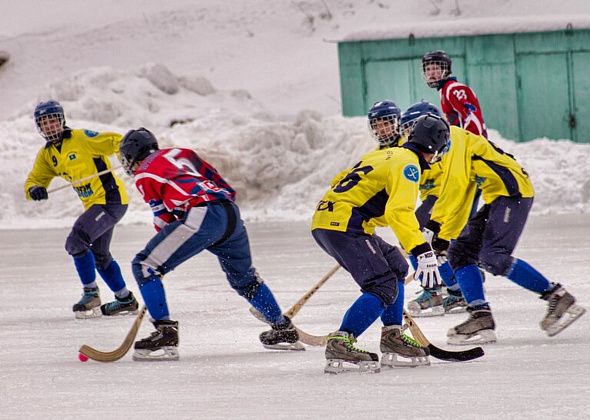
[337,19,590,142]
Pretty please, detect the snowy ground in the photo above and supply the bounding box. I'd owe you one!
[1,216,588,419]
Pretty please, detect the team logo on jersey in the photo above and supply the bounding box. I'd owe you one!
[84,130,99,137]
[68,153,77,161]
[403,164,420,182]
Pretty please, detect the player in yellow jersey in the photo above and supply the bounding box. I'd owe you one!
[24,100,138,319]
[312,111,449,374]
[423,126,586,344]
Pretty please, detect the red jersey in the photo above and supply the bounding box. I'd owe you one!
[440,78,488,139]
[134,148,236,231]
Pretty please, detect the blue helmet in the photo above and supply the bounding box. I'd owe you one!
[400,101,442,134]
[422,50,452,88]
[367,100,401,147]
[34,100,66,143]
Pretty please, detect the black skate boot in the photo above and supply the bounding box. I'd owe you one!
[540,284,586,337]
[406,287,444,317]
[72,287,101,319]
[133,319,179,361]
[259,317,304,351]
[100,291,139,316]
[380,325,430,367]
[324,331,380,374]
[447,304,497,345]
[443,288,467,314]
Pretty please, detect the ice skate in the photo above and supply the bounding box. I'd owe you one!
[380,325,430,368]
[324,331,380,374]
[133,319,179,361]
[259,317,305,351]
[443,289,467,314]
[100,291,139,316]
[540,284,586,337]
[447,305,497,345]
[72,287,102,319]
[407,287,444,317]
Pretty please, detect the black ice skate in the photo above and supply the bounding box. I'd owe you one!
[259,317,304,351]
[100,291,139,316]
[72,287,101,319]
[540,284,586,337]
[380,325,430,368]
[133,319,179,361]
[447,305,497,345]
[443,288,468,314]
[324,331,380,374]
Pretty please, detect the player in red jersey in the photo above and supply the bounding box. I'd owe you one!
[422,50,488,139]
[118,128,302,361]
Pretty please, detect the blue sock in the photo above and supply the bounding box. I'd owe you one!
[439,261,458,288]
[339,292,385,338]
[507,258,551,293]
[381,281,405,325]
[73,252,96,287]
[139,276,169,320]
[249,283,284,325]
[455,264,486,307]
[97,260,126,295]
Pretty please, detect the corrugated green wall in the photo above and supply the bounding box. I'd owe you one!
[338,29,590,142]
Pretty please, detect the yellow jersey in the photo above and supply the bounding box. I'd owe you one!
[312,146,427,254]
[24,129,128,209]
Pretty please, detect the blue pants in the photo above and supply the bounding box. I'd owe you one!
[448,196,533,276]
[311,229,408,306]
[65,203,127,269]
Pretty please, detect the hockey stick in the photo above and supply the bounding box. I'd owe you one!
[403,310,484,362]
[249,265,340,346]
[78,305,147,362]
[48,165,122,194]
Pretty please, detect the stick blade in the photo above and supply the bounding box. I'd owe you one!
[428,343,484,362]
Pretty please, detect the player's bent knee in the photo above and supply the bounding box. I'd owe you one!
[479,253,512,276]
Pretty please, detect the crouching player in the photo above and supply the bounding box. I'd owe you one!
[312,113,449,374]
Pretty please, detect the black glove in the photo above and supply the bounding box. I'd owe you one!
[29,186,48,201]
[432,237,450,264]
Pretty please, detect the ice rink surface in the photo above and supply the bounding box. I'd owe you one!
[1,215,588,419]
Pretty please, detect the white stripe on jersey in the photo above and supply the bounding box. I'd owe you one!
[139,206,208,277]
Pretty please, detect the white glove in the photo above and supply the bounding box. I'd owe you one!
[415,250,442,289]
[422,228,435,245]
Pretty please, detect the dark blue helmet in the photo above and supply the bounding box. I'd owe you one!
[119,128,159,176]
[367,100,401,147]
[407,113,450,163]
[401,101,443,134]
[34,100,66,143]
[422,50,452,88]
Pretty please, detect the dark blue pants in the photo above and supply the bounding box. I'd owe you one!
[448,196,533,276]
[65,203,127,269]
[311,229,408,306]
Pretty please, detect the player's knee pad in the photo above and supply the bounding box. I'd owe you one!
[228,270,261,299]
[364,276,398,307]
[448,242,477,271]
[132,254,162,286]
[65,229,90,256]
[94,255,113,272]
[478,251,513,276]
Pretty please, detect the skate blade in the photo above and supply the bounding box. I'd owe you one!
[545,305,586,337]
[407,306,445,318]
[74,307,102,319]
[132,346,179,361]
[262,341,306,351]
[447,329,497,346]
[324,359,380,375]
[103,308,140,317]
[381,352,430,368]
